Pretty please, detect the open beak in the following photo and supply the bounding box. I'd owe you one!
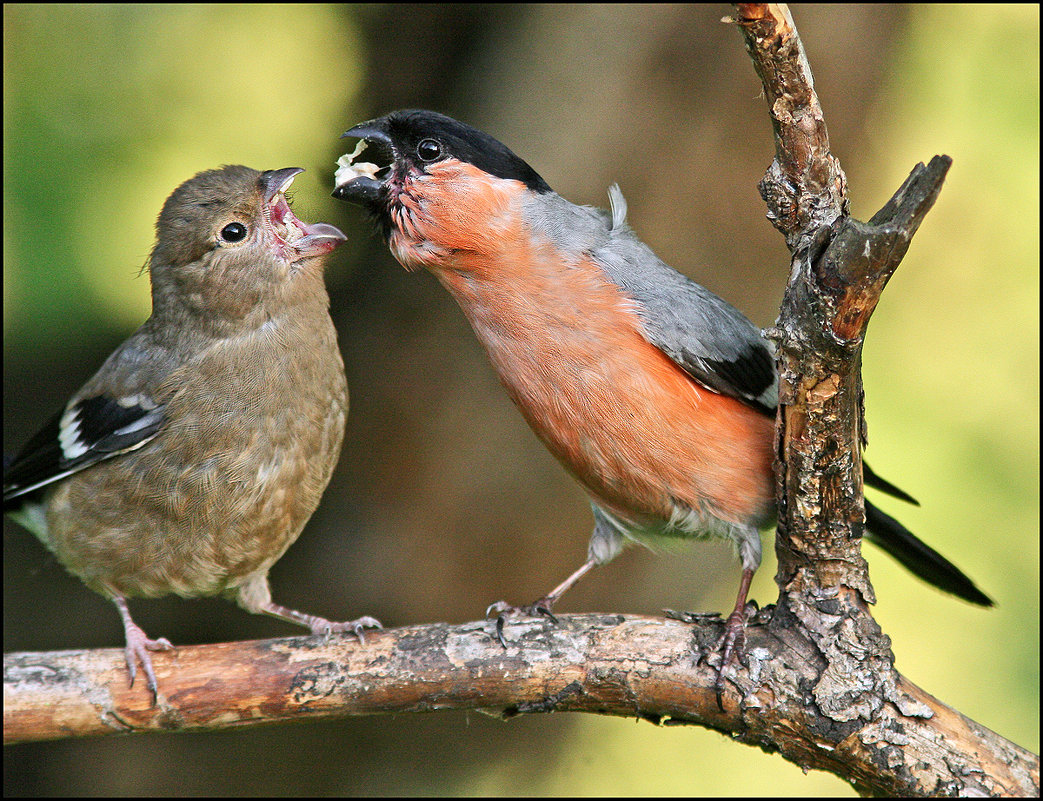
[331,121,394,206]
[260,168,346,260]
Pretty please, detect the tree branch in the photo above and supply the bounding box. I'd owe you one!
[5,617,1036,794]
[731,2,847,250]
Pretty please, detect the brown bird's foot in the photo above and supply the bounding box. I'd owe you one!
[124,628,176,698]
[308,615,384,645]
[706,565,758,712]
[665,567,758,712]
[261,601,382,645]
[485,599,560,648]
[112,596,176,702]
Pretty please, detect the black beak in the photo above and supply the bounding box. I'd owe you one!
[342,121,393,144]
[332,175,383,204]
[332,121,393,206]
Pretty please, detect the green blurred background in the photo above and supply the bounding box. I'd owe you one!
[3,4,1037,795]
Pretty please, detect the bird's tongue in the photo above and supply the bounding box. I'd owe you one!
[263,169,346,258]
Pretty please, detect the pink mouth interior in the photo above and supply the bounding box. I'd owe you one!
[268,194,302,246]
[265,183,344,260]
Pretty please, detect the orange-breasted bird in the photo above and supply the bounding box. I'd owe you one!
[332,110,991,688]
[4,166,380,698]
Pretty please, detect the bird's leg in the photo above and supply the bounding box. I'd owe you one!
[534,557,600,616]
[236,573,381,644]
[112,595,175,703]
[486,557,599,647]
[260,602,382,644]
[259,602,382,644]
[713,566,755,711]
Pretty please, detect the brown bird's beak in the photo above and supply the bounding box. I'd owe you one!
[261,168,347,261]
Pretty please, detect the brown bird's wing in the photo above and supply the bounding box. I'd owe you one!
[3,392,165,507]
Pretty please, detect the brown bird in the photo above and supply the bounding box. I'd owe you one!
[4,165,380,698]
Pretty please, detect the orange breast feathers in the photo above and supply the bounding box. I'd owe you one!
[389,165,776,533]
[387,160,543,271]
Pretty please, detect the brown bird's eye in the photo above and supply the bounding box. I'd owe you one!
[220,222,248,243]
[417,139,442,162]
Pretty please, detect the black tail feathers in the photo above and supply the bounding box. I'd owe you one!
[863,461,920,506]
[863,500,993,607]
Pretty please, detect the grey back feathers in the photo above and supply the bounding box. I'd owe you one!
[523,186,778,415]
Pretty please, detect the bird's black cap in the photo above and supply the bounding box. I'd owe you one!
[338,109,552,195]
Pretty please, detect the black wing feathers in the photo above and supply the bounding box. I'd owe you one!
[3,395,164,507]
[683,345,776,417]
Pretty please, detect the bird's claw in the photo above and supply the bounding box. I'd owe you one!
[123,628,176,703]
[709,600,757,712]
[485,599,559,648]
[495,613,509,649]
[311,615,383,645]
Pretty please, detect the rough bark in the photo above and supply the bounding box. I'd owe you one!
[5,616,1037,795]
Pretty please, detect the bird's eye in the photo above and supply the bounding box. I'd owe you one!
[220,222,248,243]
[417,139,443,162]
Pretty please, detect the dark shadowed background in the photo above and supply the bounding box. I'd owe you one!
[4,4,1038,795]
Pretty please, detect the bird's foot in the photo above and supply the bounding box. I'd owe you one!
[308,615,383,645]
[665,600,759,712]
[709,600,758,712]
[258,599,382,645]
[122,621,176,702]
[485,598,559,648]
[112,595,176,703]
